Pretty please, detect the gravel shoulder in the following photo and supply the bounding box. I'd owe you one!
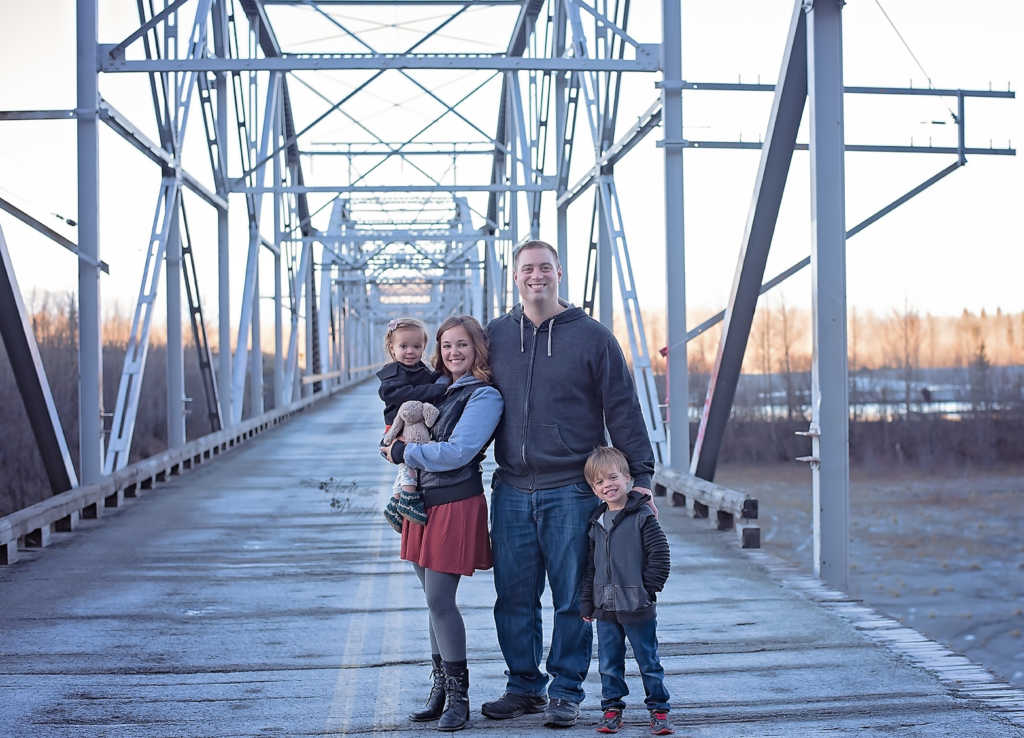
[715,461,1024,688]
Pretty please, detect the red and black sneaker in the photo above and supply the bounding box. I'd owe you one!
[597,708,623,733]
[649,710,673,735]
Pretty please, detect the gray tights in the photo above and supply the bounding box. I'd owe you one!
[412,564,466,662]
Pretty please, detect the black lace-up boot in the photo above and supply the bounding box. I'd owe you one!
[409,654,446,722]
[437,660,469,731]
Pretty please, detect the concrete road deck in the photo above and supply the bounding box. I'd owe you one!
[2,381,1022,736]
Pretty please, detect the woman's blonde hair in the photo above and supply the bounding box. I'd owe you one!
[432,315,492,383]
[384,317,429,360]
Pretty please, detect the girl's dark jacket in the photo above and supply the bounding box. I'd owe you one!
[580,491,670,624]
[376,361,447,425]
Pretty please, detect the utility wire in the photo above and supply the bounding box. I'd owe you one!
[873,0,954,119]
[873,0,933,88]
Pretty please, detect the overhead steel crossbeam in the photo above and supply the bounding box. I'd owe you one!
[100,53,658,73]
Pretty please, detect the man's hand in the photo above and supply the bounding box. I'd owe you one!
[380,441,396,463]
[634,486,658,517]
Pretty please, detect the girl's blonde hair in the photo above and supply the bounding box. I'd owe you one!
[432,315,492,383]
[384,317,429,361]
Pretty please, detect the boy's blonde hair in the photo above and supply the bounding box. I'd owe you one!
[384,317,429,360]
[584,446,632,488]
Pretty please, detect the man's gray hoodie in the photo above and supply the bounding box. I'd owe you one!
[486,302,654,491]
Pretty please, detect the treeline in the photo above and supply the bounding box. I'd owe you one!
[4,295,1024,518]
[0,292,273,517]
[639,300,1024,376]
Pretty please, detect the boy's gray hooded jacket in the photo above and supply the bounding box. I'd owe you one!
[486,303,654,491]
[580,491,670,624]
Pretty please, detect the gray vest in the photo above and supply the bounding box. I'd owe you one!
[416,378,490,508]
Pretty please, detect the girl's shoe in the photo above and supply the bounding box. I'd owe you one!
[597,708,623,733]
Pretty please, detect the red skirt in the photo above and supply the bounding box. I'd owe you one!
[400,494,492,576]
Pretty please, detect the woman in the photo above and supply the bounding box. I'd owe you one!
[380,314,502,732]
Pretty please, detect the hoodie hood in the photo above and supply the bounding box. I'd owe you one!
[588,489,651,525]
[510,300,586,357]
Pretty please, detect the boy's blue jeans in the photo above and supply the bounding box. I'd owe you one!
[491,479,599,703]
[597,617,671,712]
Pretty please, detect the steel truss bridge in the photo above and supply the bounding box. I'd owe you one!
[0,0,1016,596]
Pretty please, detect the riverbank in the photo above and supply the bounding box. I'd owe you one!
[716,461,1024,688]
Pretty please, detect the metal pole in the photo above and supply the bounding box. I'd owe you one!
[662,0,688,470]
[597,196,612,328]
[213,0,232,425]
[77,0,103,483]
[806,0,849,590]
[250,258,264,414]
[166,193,186,448]
[273,107,284,407]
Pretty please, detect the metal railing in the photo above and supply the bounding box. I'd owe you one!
[0,373,373,565]
[654,464,760,549]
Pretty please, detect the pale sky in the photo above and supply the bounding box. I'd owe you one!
[0,0,1021,341]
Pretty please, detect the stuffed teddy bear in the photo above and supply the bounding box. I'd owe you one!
[382,400,440,532]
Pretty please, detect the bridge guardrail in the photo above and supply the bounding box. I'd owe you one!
[0,374,374,565]
[653,464,760,548]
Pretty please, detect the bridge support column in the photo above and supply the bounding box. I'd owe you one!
[807,0,850,590]
[661,0,688,470]
[167,193,186,449]
[77,0,103,484]
[213,0,232,426]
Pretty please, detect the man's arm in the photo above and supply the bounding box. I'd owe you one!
[595,336,655,489]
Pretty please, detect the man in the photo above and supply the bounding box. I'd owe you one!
[483,240,656,728]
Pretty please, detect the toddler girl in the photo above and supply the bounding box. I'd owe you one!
[376,317,448,531]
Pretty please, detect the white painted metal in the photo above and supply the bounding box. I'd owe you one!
[806,0,850,590]
[661,0,688,470]
[76,0,103,484]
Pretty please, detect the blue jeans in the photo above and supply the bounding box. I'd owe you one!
[596,617,670,712]
[491,478,599,703]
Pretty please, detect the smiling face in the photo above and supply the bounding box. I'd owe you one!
[588,463,632,510]
[439,324,476,381]
[514,245,562,309]
[389,326,426,367]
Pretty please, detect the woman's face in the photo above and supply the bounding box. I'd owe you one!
[440,324,476,380]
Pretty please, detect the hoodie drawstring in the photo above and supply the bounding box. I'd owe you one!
[519,312,557,356]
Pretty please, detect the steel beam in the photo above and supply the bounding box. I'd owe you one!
[0,196,109,273]
[690,1,807,482]
[661,0,688,471]
[679,140,1014,156]
[213,0,232,424]
[231,73,281,423]
[0,225,79,493]
[100,53,659,73]
[806,0,849,590]
[77,0,103,484]
[166,193,186,449]
[678,80,1014,98]
[98,101,228,211]
[231,184,553,194]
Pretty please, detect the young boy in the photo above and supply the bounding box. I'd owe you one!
[580,446,673,735]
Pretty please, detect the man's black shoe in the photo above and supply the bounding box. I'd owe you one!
[480,692,548,720]
[543,698,580,728]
